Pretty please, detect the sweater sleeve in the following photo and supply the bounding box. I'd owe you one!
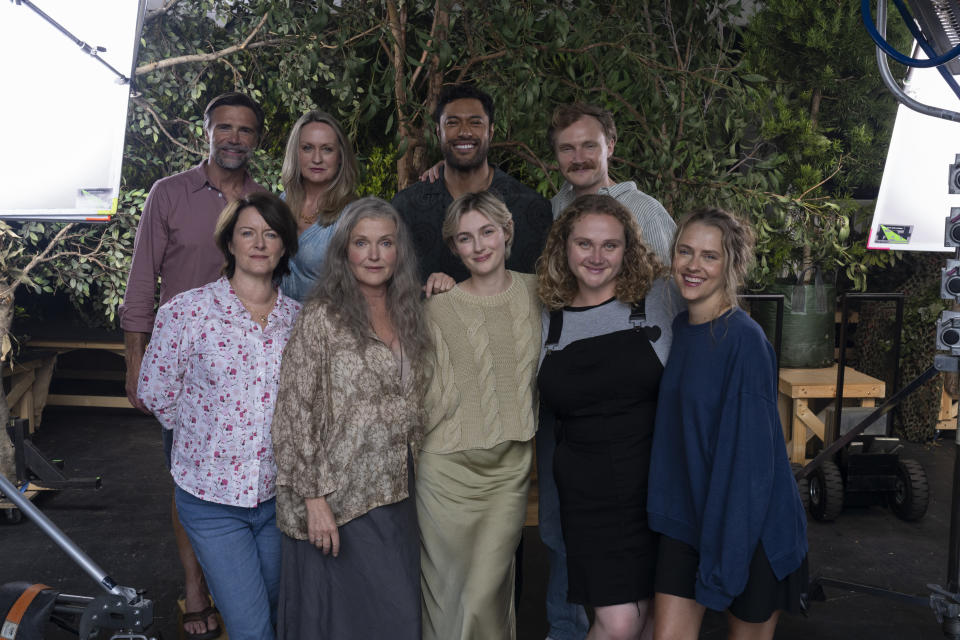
[421,312,461,445]
[271,306,338,499]
[694,348,780,610]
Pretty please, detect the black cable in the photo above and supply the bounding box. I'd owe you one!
[13,0,130,84]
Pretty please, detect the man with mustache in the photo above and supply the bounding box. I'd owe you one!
[539,103,675,640]
[549,102,674,262]
[392,84,552,282]
[119,92,266,640]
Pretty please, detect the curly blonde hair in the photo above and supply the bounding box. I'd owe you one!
[537,194,664,310]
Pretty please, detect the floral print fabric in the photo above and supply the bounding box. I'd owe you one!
[139,276,301,507]
[271,300,424,538]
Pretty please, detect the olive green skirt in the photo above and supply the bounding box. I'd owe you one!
[417,439,532,640]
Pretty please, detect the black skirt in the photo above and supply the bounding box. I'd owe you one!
[276,497,421,640]
[655,535,808,623]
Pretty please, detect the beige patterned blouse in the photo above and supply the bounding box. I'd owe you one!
[271,300,424,537]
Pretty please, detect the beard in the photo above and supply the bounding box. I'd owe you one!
[212,144,253,171]
[441,137,490,171]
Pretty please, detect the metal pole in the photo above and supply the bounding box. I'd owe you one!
[949,246,960,593]
[948,439,960,593]
[0,474,134,601]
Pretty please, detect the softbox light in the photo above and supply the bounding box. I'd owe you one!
[0,0,146,221]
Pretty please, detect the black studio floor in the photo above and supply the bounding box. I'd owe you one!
[1,407,957,640]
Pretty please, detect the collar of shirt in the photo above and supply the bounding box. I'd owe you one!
[557,179,636,200]
[184,160,258,196]
[208,276,298,335]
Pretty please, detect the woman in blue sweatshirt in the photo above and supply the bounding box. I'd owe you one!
[647,208,807,640]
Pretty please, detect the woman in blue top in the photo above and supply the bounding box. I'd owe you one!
[279,111,359,302]
[647,208,807,640]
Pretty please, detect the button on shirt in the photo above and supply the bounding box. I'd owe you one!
[138,277,302,507]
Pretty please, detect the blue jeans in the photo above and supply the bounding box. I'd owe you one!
[537,412,589,640]
[175,487,281,640]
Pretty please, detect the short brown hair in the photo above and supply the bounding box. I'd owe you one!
[203,92,265,135]
[547,103,617,149]
[214,192,299,282]
[537,194,663,310]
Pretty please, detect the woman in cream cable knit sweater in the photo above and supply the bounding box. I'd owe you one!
[418,190,540,640]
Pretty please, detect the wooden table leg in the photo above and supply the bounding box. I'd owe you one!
[30,356,56,431]
[791,399,807,464]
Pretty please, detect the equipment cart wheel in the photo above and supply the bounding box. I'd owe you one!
[3,508,22,524]
[792,463,809,511]
[890,458,929,521]
[809,459,844,521]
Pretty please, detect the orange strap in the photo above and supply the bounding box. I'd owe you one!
[1,583,51,640]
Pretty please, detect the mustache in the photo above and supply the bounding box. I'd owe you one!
[568,161,597,171]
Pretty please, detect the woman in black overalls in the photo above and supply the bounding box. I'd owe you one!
[536,194,679,640]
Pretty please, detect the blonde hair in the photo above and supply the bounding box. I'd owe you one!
[672,207,755,310]
[281,110,358,226]
[537,194,664,310]
[441,191,515,259]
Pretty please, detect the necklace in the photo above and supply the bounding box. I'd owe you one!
[235,290,277,326]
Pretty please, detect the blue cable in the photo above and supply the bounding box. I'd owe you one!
[861,0,960,68]
[890,0,960,100]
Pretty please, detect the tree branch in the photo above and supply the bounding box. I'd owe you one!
[409,0,441,88]
[135,13,274,76]
[0,224,76,302]
[131,96,204,156]
[491,140,557,190]
[799,157,844,200]
[145,0,181,23]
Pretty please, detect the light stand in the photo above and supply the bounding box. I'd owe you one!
[802,4,960,636]
[0,472,155,639]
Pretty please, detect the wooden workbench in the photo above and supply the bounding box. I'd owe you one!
[4,338,131,434]
[3,350,57,433]
[778,366,886,464]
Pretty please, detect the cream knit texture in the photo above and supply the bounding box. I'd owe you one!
[423,271,541,454]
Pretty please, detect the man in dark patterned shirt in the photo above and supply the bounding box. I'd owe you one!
[391,84,552,283]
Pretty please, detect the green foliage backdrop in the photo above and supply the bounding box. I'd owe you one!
[0,0,912,327]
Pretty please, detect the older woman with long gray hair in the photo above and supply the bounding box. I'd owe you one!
[271,197,430,639]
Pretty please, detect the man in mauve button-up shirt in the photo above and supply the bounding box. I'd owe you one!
[118,92,266,639]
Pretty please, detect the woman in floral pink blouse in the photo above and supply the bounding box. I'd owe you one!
[138,192,301,640]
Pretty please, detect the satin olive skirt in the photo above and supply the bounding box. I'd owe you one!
[416,439,532,640]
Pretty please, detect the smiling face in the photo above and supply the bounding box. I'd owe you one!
[228,206,285,279]
[207,105,259,171]
[348,216,399,294]
[452,209,509,278]
[673,221,728,323]
[298,121,341,190]
[554,115,615,196]
[438,98,493,171]
[566,213,625,306]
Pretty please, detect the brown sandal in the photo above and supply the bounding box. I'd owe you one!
[182,605,221,640]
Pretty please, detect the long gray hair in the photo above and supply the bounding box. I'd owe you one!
[313,197,430,370]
